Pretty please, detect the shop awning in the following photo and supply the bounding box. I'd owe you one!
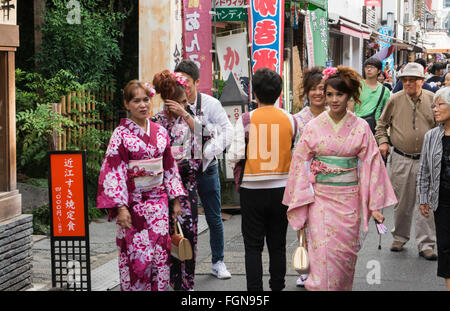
[337,18,372,40]
[370,32,425,52]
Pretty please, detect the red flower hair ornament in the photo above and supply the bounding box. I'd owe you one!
[144,83,156,97]
[323,67,338,81]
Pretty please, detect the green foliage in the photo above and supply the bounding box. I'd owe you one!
[16,103,78,172]
[35,0,124,87]
[31,204,51,235]
[15,68,85,112]
[213,79,227,99]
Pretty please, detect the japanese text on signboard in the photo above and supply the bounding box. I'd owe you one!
[248,0,285,106]
[183,0,213,95]
[50,153,86,237]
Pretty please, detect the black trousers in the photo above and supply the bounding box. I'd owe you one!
[240,187,289,291]
[435,200,450,279]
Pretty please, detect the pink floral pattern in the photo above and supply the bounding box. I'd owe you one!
[97,118,186,291]
[283,111,397,291]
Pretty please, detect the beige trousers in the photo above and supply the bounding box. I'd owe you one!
[388,151,436,252]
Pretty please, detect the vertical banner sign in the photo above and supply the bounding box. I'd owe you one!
[305,5,329,67]
[216,32,250,94]
[378,26,395,83]
[183,0,213,95]
[48,151,91,291]
[171,0,184,70]
[248,0,285,107]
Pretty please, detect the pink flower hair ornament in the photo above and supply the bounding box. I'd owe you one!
[171,72,189,89]
[144,83,156,97]
[323,67,338,81]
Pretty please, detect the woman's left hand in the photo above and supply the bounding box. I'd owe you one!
[164,100,186,118]
[371,210,385,223]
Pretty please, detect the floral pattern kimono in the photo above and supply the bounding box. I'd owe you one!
[97,118,186,291]
[293,106,314,146]
[151,111,202,291]
[283,111,397,291]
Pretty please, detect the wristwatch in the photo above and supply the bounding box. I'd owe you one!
[183,113,191,121]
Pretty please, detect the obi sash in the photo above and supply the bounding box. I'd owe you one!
[310,156,358,186]
[128,157,164,191]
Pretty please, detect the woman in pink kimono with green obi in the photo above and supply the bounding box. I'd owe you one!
[283,66,397,291]
[97,80,186,291]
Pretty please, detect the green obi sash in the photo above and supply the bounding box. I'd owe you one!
[313,156,358,186]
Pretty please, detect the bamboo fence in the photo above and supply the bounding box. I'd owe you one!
[52,88,116,164]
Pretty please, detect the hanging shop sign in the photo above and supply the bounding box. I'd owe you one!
[171,0,184,70]
[216,31,249,93]
[248,0,285,107]
[305,4,329,67]
[0,0,16,25]
[215,0,247,21]
[364,0,381,7]
[48,151,91,291]
[183,0,213,95]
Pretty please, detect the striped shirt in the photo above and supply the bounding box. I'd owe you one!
[417,124,445,211]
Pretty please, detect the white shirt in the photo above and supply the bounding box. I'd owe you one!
[190,93,234,171]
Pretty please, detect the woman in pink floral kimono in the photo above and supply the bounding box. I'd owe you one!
[293,66,327,287]
[283,66,397,291]
[97,80,186,291]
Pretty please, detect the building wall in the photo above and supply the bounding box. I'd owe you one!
[328,0,364,23]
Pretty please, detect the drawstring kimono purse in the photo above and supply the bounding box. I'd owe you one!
[292,228,310,274]
[171,220,193,261]
[128,157,164,191]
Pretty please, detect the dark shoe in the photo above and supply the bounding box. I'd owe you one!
[419,249,438,261]
[390,241,405,252]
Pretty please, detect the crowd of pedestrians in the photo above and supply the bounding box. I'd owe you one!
[96,57,450,291]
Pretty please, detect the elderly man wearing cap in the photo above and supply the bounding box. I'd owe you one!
[375,62,438,260]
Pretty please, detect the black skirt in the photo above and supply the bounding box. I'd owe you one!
[435,200,450,279]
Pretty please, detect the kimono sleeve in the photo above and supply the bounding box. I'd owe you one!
[282,125,315,231]
[358,121,398,232]
[161,130,187,200]
[96,127,130,220]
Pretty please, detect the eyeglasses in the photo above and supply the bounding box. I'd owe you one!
[401,77,419,83]
[431,102,448,109]
[365,65,378,70]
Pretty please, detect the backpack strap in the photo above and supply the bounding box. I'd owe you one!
[374,85,386,115]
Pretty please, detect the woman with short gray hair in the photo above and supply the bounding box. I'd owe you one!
[417,86,450,291]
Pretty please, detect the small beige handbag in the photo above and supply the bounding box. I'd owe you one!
[171,220,193,261]
[292,228,310,274]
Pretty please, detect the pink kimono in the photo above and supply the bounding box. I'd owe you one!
[293,107,314,145]
[293,106,314,133]
[97,118,186,291]
[283,111,397,291]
